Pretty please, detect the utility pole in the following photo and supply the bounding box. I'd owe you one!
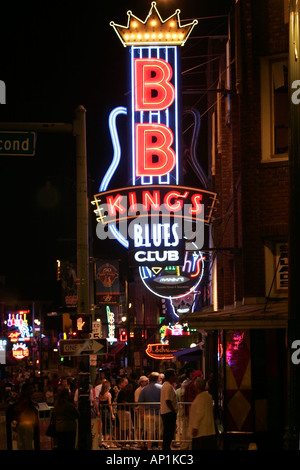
[73,105,92,450]
[285,0,300,450]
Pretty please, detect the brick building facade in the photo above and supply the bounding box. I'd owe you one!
[185,0,290,449]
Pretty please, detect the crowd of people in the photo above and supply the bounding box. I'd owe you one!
[88,366,217,451]
[1,365,218,451]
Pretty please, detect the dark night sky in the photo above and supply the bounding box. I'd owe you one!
[0,0,233,303]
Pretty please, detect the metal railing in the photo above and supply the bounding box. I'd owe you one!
[0,403,193,450]
[92,402,192,450]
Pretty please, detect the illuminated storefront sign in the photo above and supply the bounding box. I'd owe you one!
[106,305,117,344]
[145,342,177,360]
[92,3,215,310]
[139,250,205,300]
[12,342,30,360]
[6,310,32,342]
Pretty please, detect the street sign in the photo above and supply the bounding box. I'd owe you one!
[59,338,107,356]
[0,131,36,156]
[89,321,102,339]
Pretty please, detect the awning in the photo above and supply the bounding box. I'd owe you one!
[173,344,202,362]
[108,342,126,357]
[182,299,288,330]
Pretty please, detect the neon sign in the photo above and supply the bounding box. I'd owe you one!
[106,305,117,344]
[7,310,30,328]
[7,310,31,342]
[12,342,30,360]
[92,3,215,313]
[145,342,177,360]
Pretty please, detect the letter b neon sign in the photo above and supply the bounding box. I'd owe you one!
[135,59,175,111]
[135,123,176,176]
[134,57,177,180]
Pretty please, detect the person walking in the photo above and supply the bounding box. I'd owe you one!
[54,388,80,450]
[160,369,178,451]
[188,377,217,450]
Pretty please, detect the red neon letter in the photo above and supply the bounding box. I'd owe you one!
[106,194,126,216]
[164,191,189,212]
[135,58,175,111]
[189,194,203,214]
[142,190,161,211]
[128,191,137,212]
[136,123,176,177]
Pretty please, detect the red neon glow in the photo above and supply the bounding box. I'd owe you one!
[128,191,137,211]
[191,256,206,278]
[142,190,160,210]
[135,123,176,176]
[135,58,175,111]
[100,185,216,221]
[12,343,30,360]
[8,332,21,342]
[106,194,126,216]
[164,191,189,212]
[145,342,176,360]
[189,194,203,214]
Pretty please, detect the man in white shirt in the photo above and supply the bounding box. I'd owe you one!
[188,377,217,450]
[160,368,178,450]
[134,376,149,402]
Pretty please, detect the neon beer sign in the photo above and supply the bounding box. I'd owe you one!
[93,3,216,306]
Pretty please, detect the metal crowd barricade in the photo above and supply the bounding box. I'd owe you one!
[97,402,192,450]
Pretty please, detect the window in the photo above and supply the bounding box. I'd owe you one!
[260,56,288,161]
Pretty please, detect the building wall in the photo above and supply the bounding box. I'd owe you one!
[213,0,289,308]
[211,1,289,444]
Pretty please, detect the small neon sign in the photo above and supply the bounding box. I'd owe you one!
[12,342,30,360]
[106,305,117,344]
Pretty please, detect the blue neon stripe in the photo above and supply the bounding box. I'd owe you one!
[99,106,127,192]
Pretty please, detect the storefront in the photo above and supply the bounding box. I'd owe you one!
[183,299,288,449]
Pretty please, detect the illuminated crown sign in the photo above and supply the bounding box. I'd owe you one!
[92,2,216,317]
[110,1,198,47]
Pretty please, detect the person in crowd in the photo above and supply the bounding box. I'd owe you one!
[138,372,162,449]
[31,378,46,403]
[98,379,115,448]
[158,373,165,384]
[57,376,70,396]
[45,384,54,406]
[117,377,134,442]
[117,378,134,403]
[175,375,185,445]
[112,376,128,406]
[188,377,217,450]
[90,377,102,409]
[180,368,195,401]
[160,368,178,451]
[89,377,102,450]
[134,375,149,442]
[184,370,203,411]
[134,375,149,402]
[54,388,80,450]
[128,372,139,393]
[14,383,40,450]
[51,373,60,395]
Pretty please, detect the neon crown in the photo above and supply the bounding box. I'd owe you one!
[110,1,198,47]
